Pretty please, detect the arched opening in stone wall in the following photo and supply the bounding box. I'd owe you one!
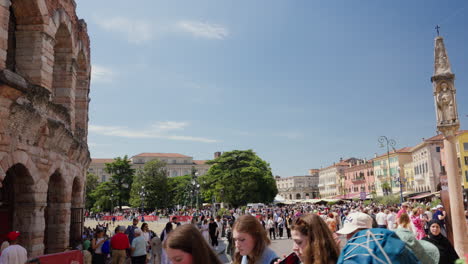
[0,164,35,252]
[52,23,75,128]
[289,194,292,200]
[69,177,83,248]
[296,193,301,199]
[6,6,16,71]
[74,51,89,140]
[44,171,67,253]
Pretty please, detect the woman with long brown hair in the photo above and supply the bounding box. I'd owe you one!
[281,214,340,264]
[232,214,279,264]
[163,224,222,264]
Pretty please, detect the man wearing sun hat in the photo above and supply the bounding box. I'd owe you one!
[0,231,28,264]
[337,211,373,240]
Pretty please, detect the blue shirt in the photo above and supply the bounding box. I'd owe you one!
[241,247,278,264]
[131,236,147,257]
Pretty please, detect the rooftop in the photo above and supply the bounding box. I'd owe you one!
[132,153,191,158]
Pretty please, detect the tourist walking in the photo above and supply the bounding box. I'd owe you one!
[91,229,107,264]
[130,228,147,264]
[266,216,276,240]
[422,220,459,264]
[200,219,210,244]
[160,222,173,264]
[411,207,426,240]
[149,233,162,264]
[110,226,130,264]
[208,218,219,249]
[125,218,140,244]
[232,214,279,264]
[163,224,222,264]
[0,231,27,264]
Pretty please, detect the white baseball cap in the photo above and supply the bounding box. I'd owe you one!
[436,205,444,209]
[337,212,373,235]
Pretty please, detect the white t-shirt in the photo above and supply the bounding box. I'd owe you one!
[376,212,387,226]
[387,213,396,230]
[0,245,28,264]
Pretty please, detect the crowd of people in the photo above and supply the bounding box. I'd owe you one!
[0,200,465,264]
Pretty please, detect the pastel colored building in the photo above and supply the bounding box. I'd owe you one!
[343,160,375,199]
[373,148,413,196]
[318,158,360,198]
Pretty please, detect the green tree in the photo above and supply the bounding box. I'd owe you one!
[104,156,135,209]
[130,160,169,209]
[90,181,114,212]
[85,173,99,210]
[167,175,191,207]
[200,150,278,207]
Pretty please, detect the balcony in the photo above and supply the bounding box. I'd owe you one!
[352,177,366,184]
[318,183,325,188]
[414,174,425,182]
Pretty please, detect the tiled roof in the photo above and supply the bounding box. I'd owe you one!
[91,158,115,164]
[193,160,208,165]
[374,147,413,160]
[132,153,191,158]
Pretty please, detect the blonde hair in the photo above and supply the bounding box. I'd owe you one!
[398,213,411,229]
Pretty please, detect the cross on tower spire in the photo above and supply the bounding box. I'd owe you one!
[435,25,440,36]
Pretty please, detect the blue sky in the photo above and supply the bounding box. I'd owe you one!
[76,0,468,177]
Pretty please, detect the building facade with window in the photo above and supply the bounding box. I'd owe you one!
[318,160,352,198]
[373,148,413,196]
[89,153,212,182]
[411,135,444,193]
[275,171,319,200]
[343,160,375,199]
[456,131,468,189]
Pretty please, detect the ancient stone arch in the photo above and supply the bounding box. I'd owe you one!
[69,176,83,247]
[45,170,68,253]
[0,163,39,255]
[0,0,90,257]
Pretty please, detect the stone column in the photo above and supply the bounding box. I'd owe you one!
[13,202,46,258]
[431,36,468,256]
[0,0,11,69]
[443,136,468,255]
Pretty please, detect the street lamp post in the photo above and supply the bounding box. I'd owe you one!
[396,167,404,203]
[140,186,145,213]
[378,136,396,196]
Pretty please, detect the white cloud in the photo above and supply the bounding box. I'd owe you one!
[176,20,229,39]
[89,122,218,143]
[91,64,114,83]
[94,16,153,44]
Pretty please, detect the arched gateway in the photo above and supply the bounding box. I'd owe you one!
[0,0,91,257]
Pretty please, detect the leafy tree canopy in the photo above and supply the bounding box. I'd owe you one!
[200,150,277,207]
[104,156,135,209]
[85,173,99,210]
[130,159,169,209]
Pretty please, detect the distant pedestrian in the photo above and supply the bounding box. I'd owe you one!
[209,218,219,249]
[125,218,140,244]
